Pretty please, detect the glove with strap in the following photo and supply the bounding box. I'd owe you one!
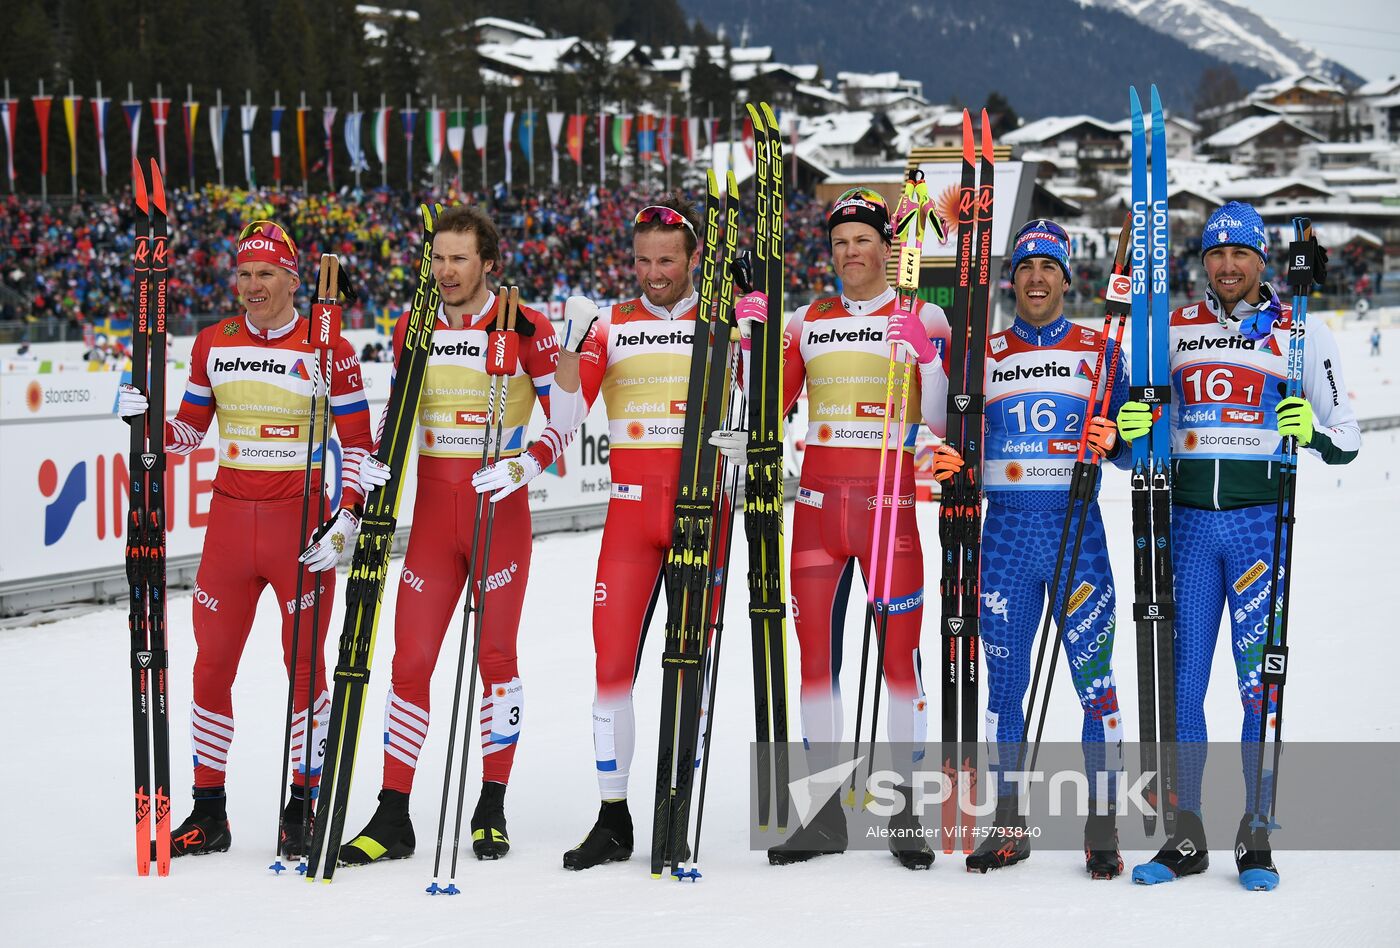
[472,453,543,503]
[299,508,360,572]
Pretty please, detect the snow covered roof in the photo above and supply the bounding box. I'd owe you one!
[1355,76,1400,98]
[469,16,544,40]
[800,111,880,148]
[721,45,772,63]
[1303,141,1397,156]
[1215,177,1335,200]
[476,37,645,75]
[1167,158,1254,194]
[730,62,820,83]
[795,83,847,106]
[1315,167,1399,185]
[836,71,907,90]
[1017,149,1072,168]
[478,39,578,75]
[1250,73,1345,101]
[1203,115,1324,149]
[1002,115,1118,145]
[356,4,419,19]
[1372,92,1400,109]
[1311,223,1383,247]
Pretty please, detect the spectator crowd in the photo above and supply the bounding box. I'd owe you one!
[0,183,835,336]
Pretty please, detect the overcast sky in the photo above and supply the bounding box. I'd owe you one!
[1233,0,1399,82]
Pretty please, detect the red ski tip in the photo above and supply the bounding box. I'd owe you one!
[132,158,148,213]
[961,110,974,163]
[149,160,167,215]
[981,109,995,164]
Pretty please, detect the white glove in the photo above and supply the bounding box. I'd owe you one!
[709,428,748,463]
[117,382,149,418]
[562,295,600,353]
[471,453,543,503]
[359,455,391,491]
[299,508,360,572]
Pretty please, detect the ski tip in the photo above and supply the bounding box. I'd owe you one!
[745,101,762,127]
[706,168,719,197]
[132,158,148,212]
[761,100,779,131]
[1130,85,1142,109]
[1150,84,1163,112]
[980,110,994,161]
[148,161,167,215]
[727,169,739,198]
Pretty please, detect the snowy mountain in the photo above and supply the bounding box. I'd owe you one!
[1083,0,1365,86]
[680,0,1270,118]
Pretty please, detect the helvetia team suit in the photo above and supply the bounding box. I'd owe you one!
[341,290,583,864]
[159,230,375,855]
[780,289,949,763]
[962,221,1128,875]
[1132,202,1360,886]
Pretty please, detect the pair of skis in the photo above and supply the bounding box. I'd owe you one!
[1128,85,1177,838]
[304,203,444,882]
[1021,217,1133,771]
[1251,216,1318,830]
[129,158,172,876]
[651,170,740,880]
[939,110,993,854]
[270,254,351,874]
[427,286,522,895]
[742,101,791,837]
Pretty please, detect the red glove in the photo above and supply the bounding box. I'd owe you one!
[1085,416,1118,458]
[932,443,965,483]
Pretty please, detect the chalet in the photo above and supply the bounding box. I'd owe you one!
[1200,116,1324,175]
[1214,177,1336,206]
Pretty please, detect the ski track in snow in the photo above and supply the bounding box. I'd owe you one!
[3,320,1398,946]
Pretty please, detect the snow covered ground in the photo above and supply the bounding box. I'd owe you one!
[3,319,1398,946]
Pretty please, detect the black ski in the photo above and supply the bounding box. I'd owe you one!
[651,171,737,879]
[742,101,790,835]
[128,157,171,876]
[305,203,443,883]
[939,110,991,855]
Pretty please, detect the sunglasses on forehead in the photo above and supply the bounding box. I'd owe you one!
[833,187,888,210]
[239,219,298,257]
[633,205,697,239]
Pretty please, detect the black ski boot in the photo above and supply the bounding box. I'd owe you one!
[562,800,633,870]
[888,786,935,870]
[278,784,314,860]
[471,781,510,860]
[1235,814,1279,891]
[162,786,231,859]
[767,792,848,866]
[1084,807,1123,880]
[966,796,1031,873]
[1131,809,1209,884]
[338,789,415,866]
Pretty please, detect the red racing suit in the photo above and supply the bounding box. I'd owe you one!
[169,313,373,790]
[782,290,950,764]
[380,294,573,792]
[576,292,735,799]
